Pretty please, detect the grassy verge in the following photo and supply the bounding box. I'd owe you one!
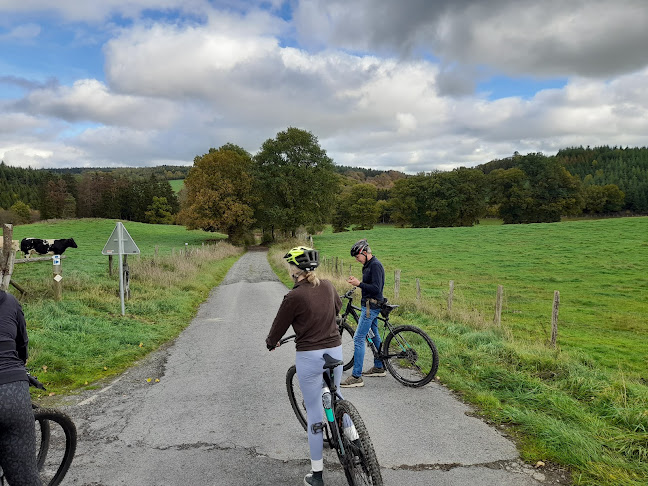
[7,219,243,396]
[267,220,648,486]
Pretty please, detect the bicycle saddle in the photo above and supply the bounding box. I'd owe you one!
[380,303,399,318]
[322,353,344,370]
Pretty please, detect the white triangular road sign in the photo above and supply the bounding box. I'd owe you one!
[102,222,140,255]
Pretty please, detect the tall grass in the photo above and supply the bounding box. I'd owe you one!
[7,219,243,395]
[269,218,648,485]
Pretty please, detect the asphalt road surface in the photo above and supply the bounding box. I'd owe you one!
[55,250,569,485]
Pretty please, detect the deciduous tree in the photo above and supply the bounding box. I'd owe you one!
[253,127,339,238]
[178,145,256,242]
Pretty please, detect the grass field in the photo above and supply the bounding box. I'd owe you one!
[269,217,647,486]
[6,219,242,394]
[169,179,184,193]
[312,217,648,377]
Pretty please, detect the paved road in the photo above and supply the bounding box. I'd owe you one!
[57,250,566,485]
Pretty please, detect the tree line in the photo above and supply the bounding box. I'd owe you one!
[0,163,179,225]
[1,133,647,238]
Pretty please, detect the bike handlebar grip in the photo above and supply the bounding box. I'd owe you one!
[27,374,46,390]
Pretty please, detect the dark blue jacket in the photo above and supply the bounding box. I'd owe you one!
[0,291,28,385]
[359,256,385,308]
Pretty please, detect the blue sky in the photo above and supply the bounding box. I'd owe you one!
[1,0,648,173]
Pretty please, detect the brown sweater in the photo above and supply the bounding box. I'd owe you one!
[266,279,342,352]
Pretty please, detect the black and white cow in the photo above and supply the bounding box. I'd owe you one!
[20,238,78,258]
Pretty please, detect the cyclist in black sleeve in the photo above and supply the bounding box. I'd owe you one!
[341,239,386,388]
[0,289,42,486]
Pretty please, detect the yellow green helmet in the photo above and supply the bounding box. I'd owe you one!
[284,246,319,271]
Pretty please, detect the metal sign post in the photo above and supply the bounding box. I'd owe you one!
[102,222,140,315]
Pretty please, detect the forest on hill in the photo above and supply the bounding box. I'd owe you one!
[1,134,647,238]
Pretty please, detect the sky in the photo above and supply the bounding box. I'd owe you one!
[1,0,648,174]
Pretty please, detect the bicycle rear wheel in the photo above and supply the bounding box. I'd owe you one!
[33,408,77,486]
[382,325,439,387]
[334,400,382,486]
[339,320,356,371]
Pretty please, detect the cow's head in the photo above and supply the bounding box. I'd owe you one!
[67,238,78,248]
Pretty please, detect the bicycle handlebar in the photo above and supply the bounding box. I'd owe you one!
[268,333,296,350]
[279,334,296,345]
[341,287,357,299]
[27,373,46,390]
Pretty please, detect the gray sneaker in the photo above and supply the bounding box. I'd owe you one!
[340,375,364,388]
[362,366,387,377]
[304,472,324,486]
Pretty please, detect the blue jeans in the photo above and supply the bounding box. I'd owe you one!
[352,306,383,377]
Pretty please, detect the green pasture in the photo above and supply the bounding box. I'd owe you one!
[7,219,241,394]
[297,217,648,485]
[313,217,648,378]
[169,179,184,193]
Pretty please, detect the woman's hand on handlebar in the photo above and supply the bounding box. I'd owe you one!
[267,334,296,351]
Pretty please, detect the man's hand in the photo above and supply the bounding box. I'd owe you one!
[347,276,360,287]
[267,341,281,351]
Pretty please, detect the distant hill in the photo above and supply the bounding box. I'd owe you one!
[47,165,191,181]
[475,146,648,212]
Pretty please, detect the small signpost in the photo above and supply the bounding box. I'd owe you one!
[102,222,140,315]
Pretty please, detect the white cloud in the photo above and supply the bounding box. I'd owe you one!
[294,0,648,78]
[0,23,40,41]
[2,1,648,172]
[16,79,178,129]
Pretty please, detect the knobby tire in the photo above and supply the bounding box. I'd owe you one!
[339,320,356,371]
[286,365,308,431]
[334,400,382,486]
[382,325,439,387]
[33,408,77,486]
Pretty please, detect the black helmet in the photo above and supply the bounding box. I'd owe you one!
[350,239,369,257]
[284,246,319,271]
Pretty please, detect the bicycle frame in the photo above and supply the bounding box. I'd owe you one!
[339,290,393,359]
[321,366,350,455]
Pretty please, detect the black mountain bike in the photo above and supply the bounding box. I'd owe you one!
[278,335,383,486]
[0,375,77,486]
[338,288,439,388]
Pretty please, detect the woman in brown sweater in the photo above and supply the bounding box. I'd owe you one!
[266,247,342,486]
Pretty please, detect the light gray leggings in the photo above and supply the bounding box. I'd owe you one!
[0,380,42,486]
[295,345,343,472]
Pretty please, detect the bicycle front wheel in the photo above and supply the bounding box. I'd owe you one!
[334,400,382,486]
[33,404,51,470]
[382,325,439,387]
[286,365,308,431]
[339,320,356,371]
[33,408,77,486]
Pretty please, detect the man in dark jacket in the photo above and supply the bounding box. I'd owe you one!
[341,239,386,388]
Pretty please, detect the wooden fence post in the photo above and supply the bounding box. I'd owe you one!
[1,224,15,292]
[494,285,503,326]
[108,255,113,276]
[448,280,454,312]
[394,269,401,299]
[551,291,560,347]
[416,278,421,301]
[335,257,339,275]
